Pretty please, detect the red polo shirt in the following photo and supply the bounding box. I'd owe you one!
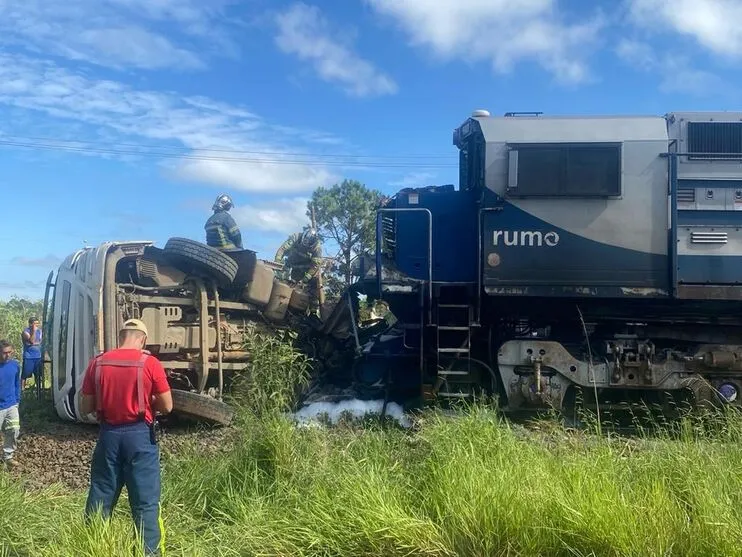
[81,349,170,425]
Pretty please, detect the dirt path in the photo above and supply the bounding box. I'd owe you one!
[8,392,236,491]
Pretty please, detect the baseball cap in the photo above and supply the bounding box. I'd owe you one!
[121,318,148,337]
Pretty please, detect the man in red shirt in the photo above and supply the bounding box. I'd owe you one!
[80,318,173,556]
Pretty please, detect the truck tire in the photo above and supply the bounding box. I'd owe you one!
[163,237,238,287]
[171,389,235,425]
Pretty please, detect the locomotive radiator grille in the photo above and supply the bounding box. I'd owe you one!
[687,121,742,160]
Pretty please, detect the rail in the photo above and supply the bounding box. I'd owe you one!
[374,207,433,323]
[663,151,742,157]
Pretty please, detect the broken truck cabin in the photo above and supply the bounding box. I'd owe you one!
[42,237,340,425]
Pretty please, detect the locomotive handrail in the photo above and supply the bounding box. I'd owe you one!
[661,151,742,158]
[375,207,433,323]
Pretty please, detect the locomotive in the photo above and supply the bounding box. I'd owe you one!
[353,109,742,414]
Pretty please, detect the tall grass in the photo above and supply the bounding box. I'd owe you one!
[4,324,742,556]
[227,324,312,416]
[4,407,742,555]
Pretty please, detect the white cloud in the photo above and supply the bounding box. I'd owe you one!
[0,53,342,193]
[615,39,656,71]
[9,255,63,268]
[232,197,311,235]
[0,0,238,71]
[275,2,398,97]
[628,0,742,60]
[174,159,337,194]
[389,171,437,189]
[615,39,732,97]
[366,0,605,84]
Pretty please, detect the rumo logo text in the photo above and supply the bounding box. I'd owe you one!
[492,230,560,247]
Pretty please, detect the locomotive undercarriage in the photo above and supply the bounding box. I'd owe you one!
[358,281,742,417]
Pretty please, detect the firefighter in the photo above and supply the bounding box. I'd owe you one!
[204,193,243,251]
[80,319,172,556]
[274,227,323,315]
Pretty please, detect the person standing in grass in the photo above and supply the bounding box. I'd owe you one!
[80,319,173,556]
[20,316,42,391]
[0,339,21,470]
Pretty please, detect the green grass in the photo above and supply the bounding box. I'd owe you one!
[5,325,742,556]
[4,404,742,556]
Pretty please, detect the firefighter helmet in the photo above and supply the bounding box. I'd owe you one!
[212,193,234,212]
[301,227,319,247]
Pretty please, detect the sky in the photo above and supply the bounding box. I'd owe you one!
[0,0,740,300]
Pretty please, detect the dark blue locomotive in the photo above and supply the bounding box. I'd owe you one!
[354,109,742,413]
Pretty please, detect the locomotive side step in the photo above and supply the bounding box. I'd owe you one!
[438,370,470,376]
[438,304,469,308]
[439,326,469,331]
[438,348,470,353]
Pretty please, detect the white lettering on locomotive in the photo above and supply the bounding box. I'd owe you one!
[492,230,560,247]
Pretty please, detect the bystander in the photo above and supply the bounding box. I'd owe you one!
[80,319,173,556]
[20,316,42,391]
[0,340,20,470]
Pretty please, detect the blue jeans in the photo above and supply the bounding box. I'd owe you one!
[85,421,164,556]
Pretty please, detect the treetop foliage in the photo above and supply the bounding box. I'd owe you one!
[307,179,383,293]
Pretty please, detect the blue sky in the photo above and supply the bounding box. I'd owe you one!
[0,0,740,300]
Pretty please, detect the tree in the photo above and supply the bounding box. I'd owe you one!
[308,179,383,292]
[0,297,44,346]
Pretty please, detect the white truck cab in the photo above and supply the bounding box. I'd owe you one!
[43,238,312,425]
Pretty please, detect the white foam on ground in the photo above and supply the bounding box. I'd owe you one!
[292,399,413,428]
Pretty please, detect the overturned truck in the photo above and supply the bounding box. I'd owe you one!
[42,237,355,425]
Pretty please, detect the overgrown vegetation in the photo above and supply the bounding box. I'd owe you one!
[0,297,43,347]
[228,325,312,416]
[4,322,742,556]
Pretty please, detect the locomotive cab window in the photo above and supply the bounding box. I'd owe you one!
[507,142,622,197]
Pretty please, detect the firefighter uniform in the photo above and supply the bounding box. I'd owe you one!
[204,193,243,251]
[81,319,171,556]
[274,229,323,314]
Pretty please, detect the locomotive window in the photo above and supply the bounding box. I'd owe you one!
[508,143,621,197]
[687,121,742,160]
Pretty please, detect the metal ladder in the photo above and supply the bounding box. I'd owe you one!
[434,301,479,401]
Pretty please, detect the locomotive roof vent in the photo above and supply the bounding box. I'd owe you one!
[471,109,490,118]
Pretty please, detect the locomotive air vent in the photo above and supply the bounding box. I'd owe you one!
[687,121,742,160]
[472,109,490,118]
[677,188,695,203]
[690,231,728,244]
